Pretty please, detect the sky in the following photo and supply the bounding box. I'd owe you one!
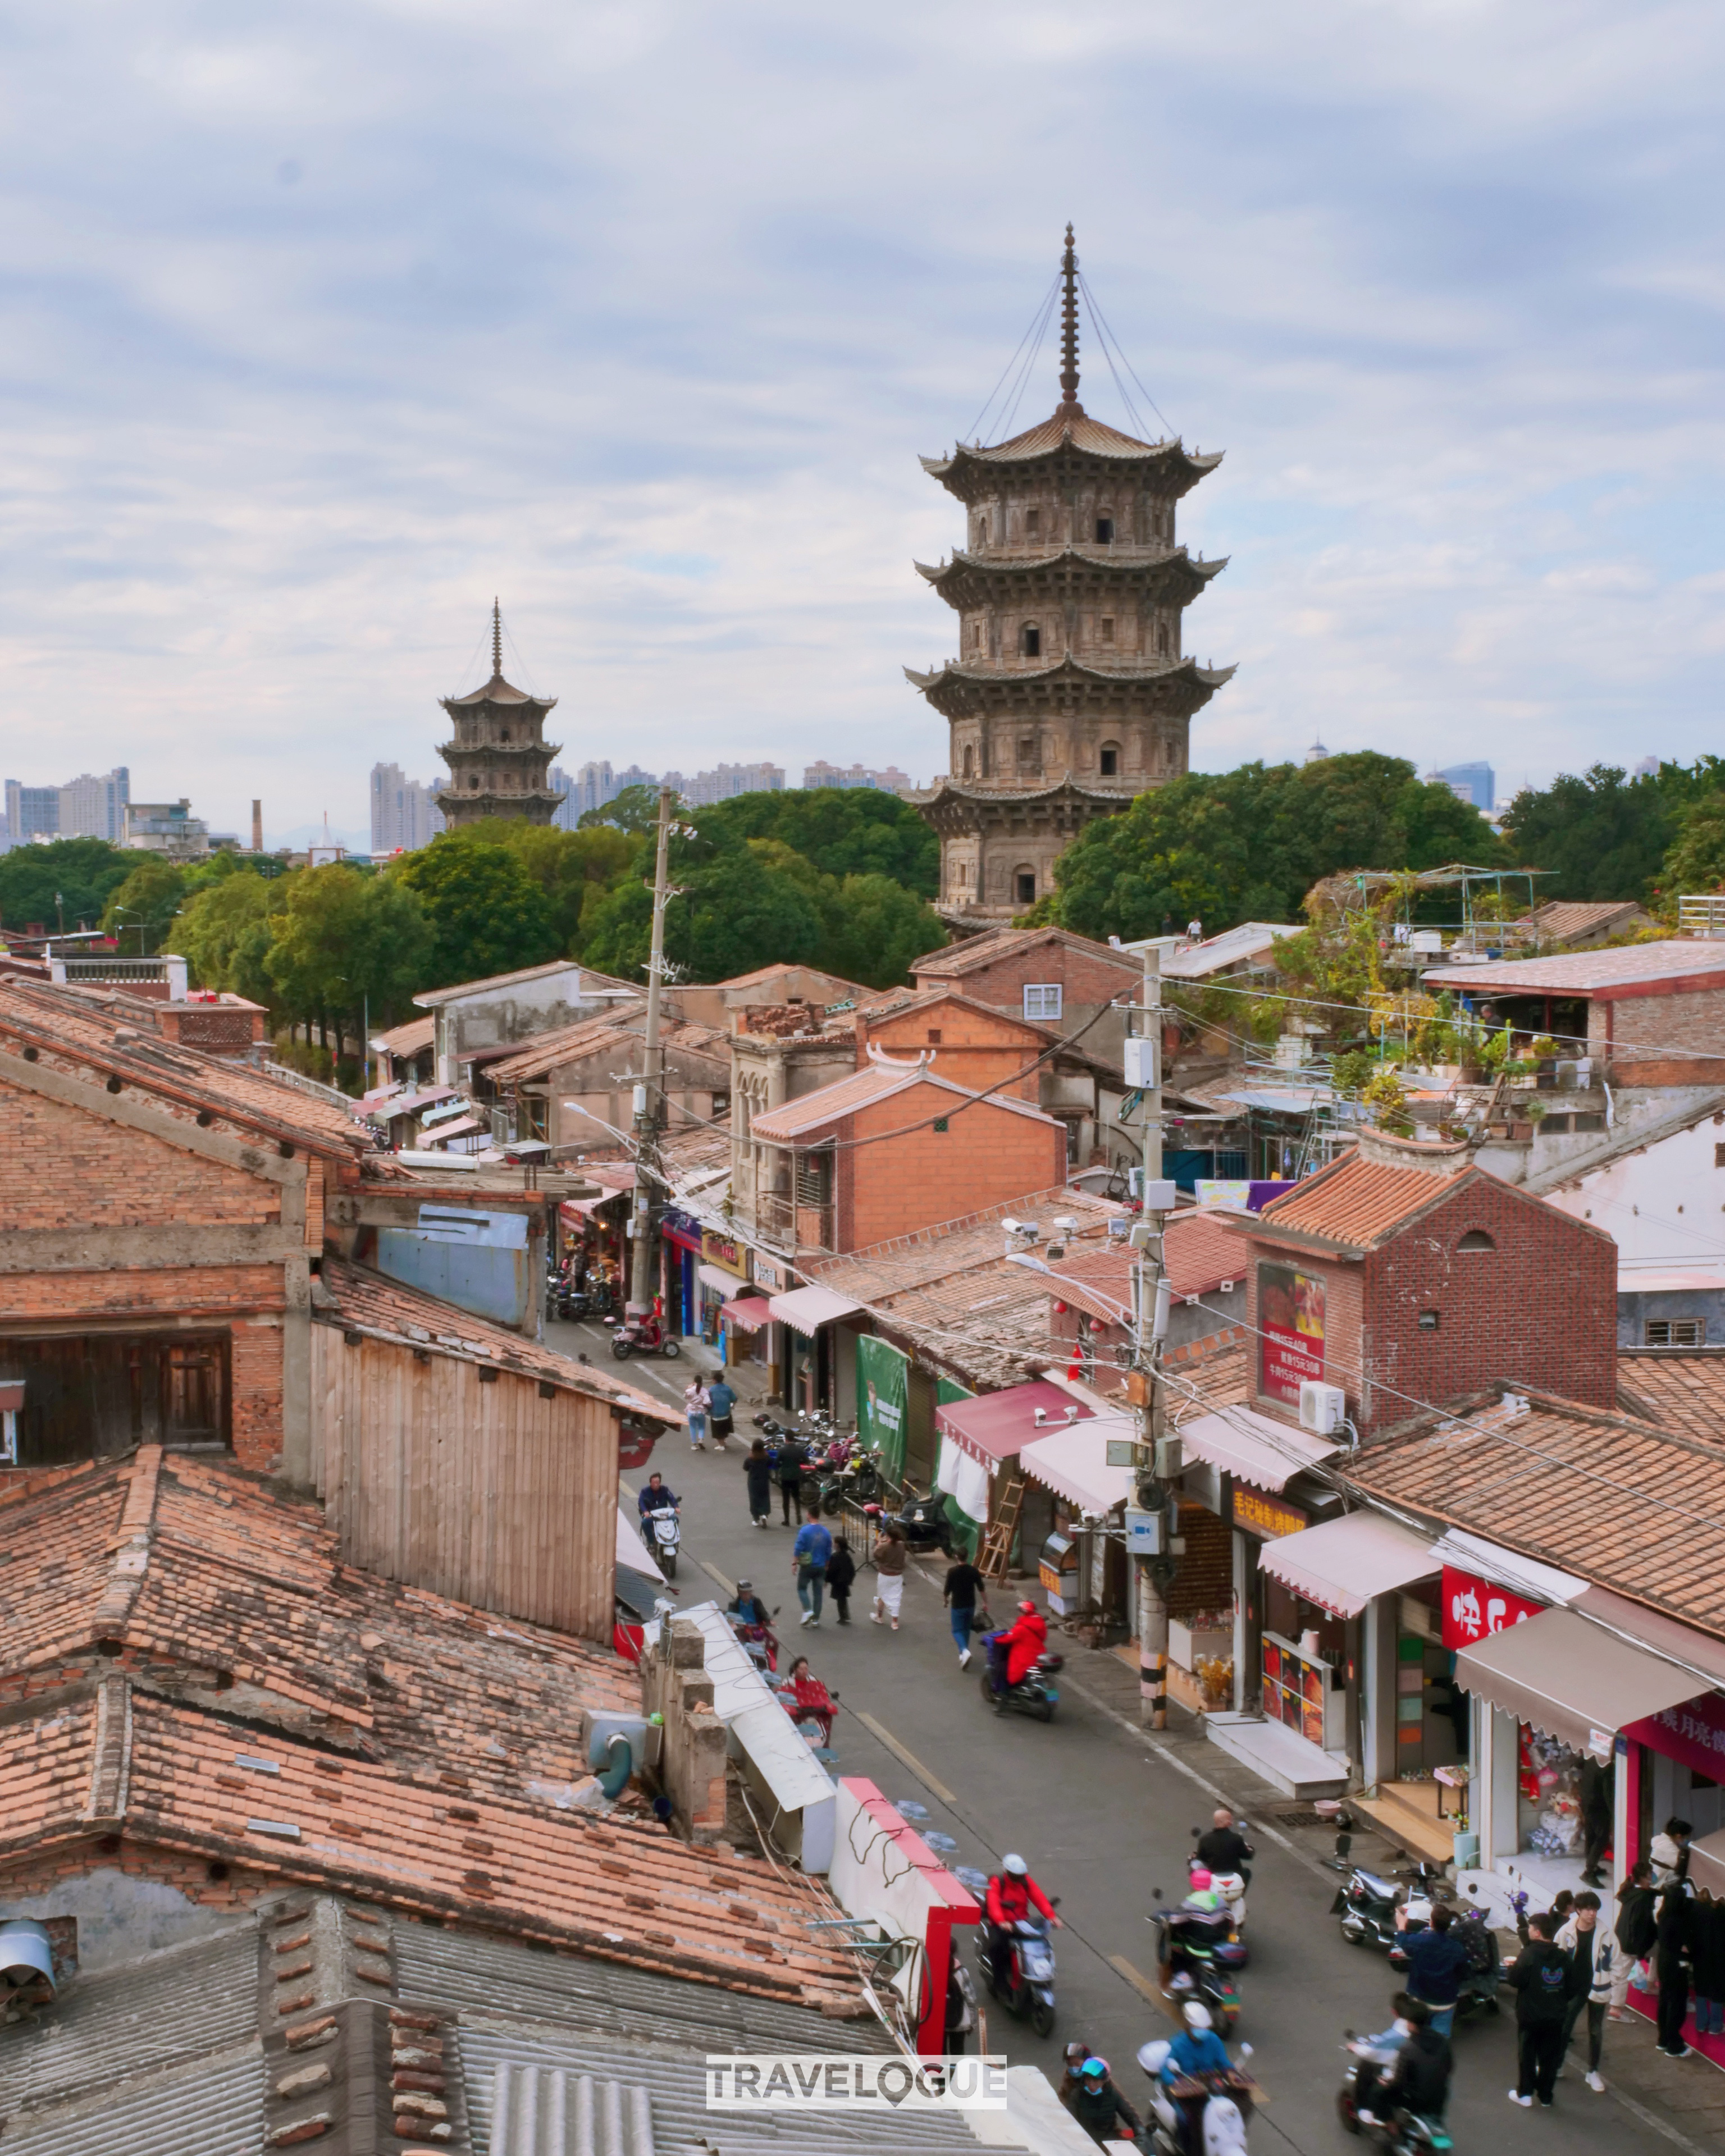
[1,1,1722,848]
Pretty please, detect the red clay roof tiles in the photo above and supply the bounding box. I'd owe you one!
[1248,1152,1471,1252]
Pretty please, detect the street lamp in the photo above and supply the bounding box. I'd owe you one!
[111,905,147,957]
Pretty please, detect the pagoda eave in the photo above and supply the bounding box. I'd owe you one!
[918,546,1227,611]
[437,740,565,764]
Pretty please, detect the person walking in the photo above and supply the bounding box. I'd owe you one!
[777,1432,807,1525]
[1402,1900,1470,2039]
[1653,1816,1694,1887]
[743,1439,774,1528]
[1610,1860,1658,2020]
[870,1522,907,1630]
[1655,1883,1695,2057]
[1556,1891,1618,2091]
[1690,1889,1725,2040]
[684,1378,711,1452]
[1506,1911,1572,2107]
[792,1514,832,1628]
[1579,1756,1613,1887]
[943,1552,987,1669]
[707,1376,737,1451]
[825,1533,856,1624]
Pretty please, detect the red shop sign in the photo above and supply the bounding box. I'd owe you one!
[1626,1691,1725,1780]
[1441,1564,1544,1651]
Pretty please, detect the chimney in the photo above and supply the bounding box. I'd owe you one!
[250,800,263,853]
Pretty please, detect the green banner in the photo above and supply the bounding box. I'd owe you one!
[934,1377,982,1561]
[856,1337,909,1486]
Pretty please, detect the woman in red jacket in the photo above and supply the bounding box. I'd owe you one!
[998,1599,1047,1690]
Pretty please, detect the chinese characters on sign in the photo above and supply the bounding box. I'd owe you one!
[1439,1564,1543,1651]
[701,1228,749,1278]
[1231,1486,1308,1541]
[1258,1262,1325,1406]
[1626,1693,1725,1780]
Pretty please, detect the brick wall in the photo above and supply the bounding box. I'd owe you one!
[159,1004,262,1055]
[1,1263,287,1325]
[1167,1500,1234,1619]
[857,1002,1043,1100]
[925,939,1138,1015]
[1244,1249,1365,1424]
[232,1319,285,1470]
[0,1834,279,1920]
[834,1081,1066,1250]
[1589,982,1725,1073]
[0,1083,281,1229]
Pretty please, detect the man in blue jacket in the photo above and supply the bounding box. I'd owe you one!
[792,1516,832,1626]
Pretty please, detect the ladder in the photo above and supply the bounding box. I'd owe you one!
[978,1469,1025,1581]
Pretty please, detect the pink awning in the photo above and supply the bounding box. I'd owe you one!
[419,1115,484,1145]
[935,1380,1096,1467]
[1257,1511,1438,1620]
[720,1295,773,1331]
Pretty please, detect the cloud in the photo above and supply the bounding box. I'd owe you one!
[0,0,1721,841]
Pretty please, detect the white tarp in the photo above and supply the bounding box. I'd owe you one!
[937,1434,991,1524]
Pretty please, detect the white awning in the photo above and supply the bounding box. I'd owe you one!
[1258,1510,1438,1619]
[697,1263,745,1292]
[1018,1416,1140,1517]
[767,1285,863,1335]
[1456,1606,1705,1760]
[1175,1406,1339,1492]
[1426,1529,1588,1607]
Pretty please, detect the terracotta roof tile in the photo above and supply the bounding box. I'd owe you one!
[910,926,1138,984]
[1616,1353,1725,1449]
[487,1011,727,1089]
[1425,938,1725,995]
[1248,1152,1471,1252]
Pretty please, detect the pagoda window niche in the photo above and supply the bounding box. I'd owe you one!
[1021,623,1042,658]
[1155,620,1170,657]
[1099,615,1116,647]
[1014,866,1037,906]
[1024,507,1041,541]
[1095,515,1114,543]
[962,744,975,780]
[1099,741,1121,778]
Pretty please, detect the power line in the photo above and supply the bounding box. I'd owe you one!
[962,277,1059,446]
[1076,272,1176,439]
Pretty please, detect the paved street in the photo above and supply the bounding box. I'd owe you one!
[576,1323,1715,2155]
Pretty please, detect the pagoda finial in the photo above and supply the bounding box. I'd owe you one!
[491,598,503,679]
[1058,222,1080,409]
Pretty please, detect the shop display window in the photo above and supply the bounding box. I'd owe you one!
[1519,1728,1583,1857]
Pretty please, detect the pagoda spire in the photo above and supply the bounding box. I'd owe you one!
[1058,223,1080,411]
[491,597,503,680]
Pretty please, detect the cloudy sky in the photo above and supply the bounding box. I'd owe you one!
[2,1,1721,846]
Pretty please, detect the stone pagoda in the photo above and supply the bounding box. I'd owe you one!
[909,227,1234,920]
[435,602,564,829]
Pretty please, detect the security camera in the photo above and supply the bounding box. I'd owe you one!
[1000,1217,1025,1237]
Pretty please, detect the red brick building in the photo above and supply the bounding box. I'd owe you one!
[1229,1128,1617,1440]
[911,924,1142,1034]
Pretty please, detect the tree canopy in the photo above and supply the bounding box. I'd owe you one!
[0,838,135,934]
[693,786,939,896]
[391,833,561,988]
[1500,759,1725,905]
[1047,752,1502,942]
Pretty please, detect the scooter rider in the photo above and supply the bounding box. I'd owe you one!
[985,1853,1061,1993]
[1159,2002,1236,2155]
[1347,1993,1425,2126]
[1197,1806,1255,1886]
[1372,1999,1453,2128]
[637,1472,679,1522]
[991,1598,1047,1696]
[1066,2057,1142,2147]
[1166,1868,1233,1984]
[727,1579,769,1625]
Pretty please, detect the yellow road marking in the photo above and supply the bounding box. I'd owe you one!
[851,1710,959,1805]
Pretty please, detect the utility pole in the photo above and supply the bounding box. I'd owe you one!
[1119,935,1180,1726]
[628,786,676,1315]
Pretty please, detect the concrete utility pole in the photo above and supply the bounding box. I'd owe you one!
[628,785,676,1315]
[1119,935,1180,1728]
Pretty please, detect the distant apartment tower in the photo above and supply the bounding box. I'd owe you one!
[3,767,129,845]
[371,762,446,854]
[1433,761,1494,811]
[549,760,620,829]
[681,762,786,807]
[802,760,915,795]
[123,800,208,858]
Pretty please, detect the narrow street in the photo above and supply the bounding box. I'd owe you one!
[572,1323,1719,2156]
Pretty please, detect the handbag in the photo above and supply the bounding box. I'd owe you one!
[969,1604,992,1635]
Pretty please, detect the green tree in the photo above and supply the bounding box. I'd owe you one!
[0,837,133,934]
[579,783,660,835]
[813,873,946,989]
[391,835,559,988]
[1501,758,1725,905]
[582,847,826,985]
[1663,791,1725,900]
[264,866,431,1048]
[1050,752,1504,943]
[696,787,940,897]
[175,869,280,999]
[100,857,188,954]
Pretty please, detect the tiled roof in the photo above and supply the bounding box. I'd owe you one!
[413,962,638,1009]
[374,1013,434,1057]
[1044,1212,1248,1324]
[317,1259,681,1427]
[713,963,868,998]
[487,1011,727,1088]
[1346,1387,1725,1637]
[1162,923,1298,980]
[910,924,1139,983]
[1424,939,1725,995]
[749,1059,1057,1144]
[928,408,1224,469]
[1616,1352,1725,1449]
[1245,1150,1471,1253]
[1527,900,1648,943]
[0,979,385,1168]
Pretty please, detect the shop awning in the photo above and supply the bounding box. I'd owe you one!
[560,1193,621,1224]
[617,1502,665,1586]
[1019,1415,1140,1516]
[698,1263,745,1293]
[936,1380,1096,1467]
[766,1285,863,1336]
[1571,1582,1725,1693]
[419,1115,484,1145]
[391,1085,458,1118]
[1175,1405,1339,1492]
[1427,1529,1587,1608]
[720,1295,773,1331]
[1257,1510,1438,1620]
[1455,1606,1706,1760]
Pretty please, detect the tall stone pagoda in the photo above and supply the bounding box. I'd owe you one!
[435,602,564,829]
[909,227,1234,920]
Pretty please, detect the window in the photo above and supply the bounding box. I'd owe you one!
[1096,517,1114,543]
[1418,1310,1440,1331]
[1646,1318,1705,1346]
[1025,508,1041,539]
[933,1117,950,1133]
[1715,1143,1725,1168]
[1016,873,1037,907]
[927,1029,942,1045]
[962,744,974,779]
[1021,624,1041,658]
[1456,1229,1495,1252]
[1156,622,1170,656]
[1099,742,1120,777]
[795,1146,833,1209]
[1024,983,1062,1021]
[1099,616,1115,645]
[1017,734,1038,769]
[524,1094,549,1141]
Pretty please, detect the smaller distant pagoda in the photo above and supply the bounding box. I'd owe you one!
[435,602,564,829]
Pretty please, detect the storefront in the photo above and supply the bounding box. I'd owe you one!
[659,1210,705,1336]
[766,1283,865,1414]
[1017,1414,1138,1636]
[933,1382,1098,1572]
[697,1227,751,1351]
[558,1191,626,1303]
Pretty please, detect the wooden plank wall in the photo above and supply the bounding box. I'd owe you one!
[311,1325,617,1640]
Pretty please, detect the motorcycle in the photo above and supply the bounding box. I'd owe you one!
[1137,2040,1256,2156]
[975,1904,1058,2038]
[1390,1901,1500,2024]
[978,1632,1062,1722]
[1189,1835,1250,1938]
[822,1447,880,1514]
[725,1595,781,1674]
[1332,1861,1448,1953]
[1336,2040,1452,2153]
[862,1486,953,1557]
[643,1502,681,1580]
[610,1315,682,1362]
[1148,1892,1245,2034]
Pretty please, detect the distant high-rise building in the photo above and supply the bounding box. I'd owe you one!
[3,780,58,844]
[4,767,130,846]
[1434,761,1494,811]
[802,761,914,794]
[680,762,786,806]
[124,800,209,858]
[370,763,446,854]
[549,760,622,828]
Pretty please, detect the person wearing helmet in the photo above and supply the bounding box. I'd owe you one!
[1064,2054,1142,2146]
[1159,2002,1237,2155]
[1163,1866,1231,1985]
[991,1596,1048,1695]
[727,1581,769,1627]
[984,1853,1060,1994]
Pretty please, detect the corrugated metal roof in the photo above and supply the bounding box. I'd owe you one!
[0,2045,264,2156]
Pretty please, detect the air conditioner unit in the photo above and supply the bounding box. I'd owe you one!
[1299,1381,1347,1437]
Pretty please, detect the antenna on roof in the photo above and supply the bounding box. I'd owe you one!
[1059,223,1080,409]
[491,598,503,679]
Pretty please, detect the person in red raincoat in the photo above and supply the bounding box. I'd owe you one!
[998,1598,1047,1689]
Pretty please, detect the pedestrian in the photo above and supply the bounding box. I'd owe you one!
[1690,1890,1725,2039]
[684,1378,711,1452]
[1506,1910,1571,2108]
[1610,1859,1658,2020]
[1402,1900,1470,2039]
[792,1513,832,1628]
[1556,1890,1617,2092]
[707,1375,737,1451]
[743,1439,774,1528]
[943,1551,987,1669]
[1579,1756,1613,1886]
[778,1432,807,1525]
[1655,1883,1695,2058]
[1653,1815,1694,1888]
[870,1522,907,1630]
[825,1533,856,1624]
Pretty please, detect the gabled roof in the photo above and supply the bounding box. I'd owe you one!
[1526,899,1651,944]
[746,1058,1059,1145]
[1425,938,1725,997]
[413,961,638,1009]
[1242,1145,1477,1255]
[911,922,1140,985]
[1163,922,1299,981]
[486,1010,728,1089]
[373,1013,434,1058]
[923,409,1224,474]
[711,962,869,998]
[1616,1351,1725,1449]
[1044,1210,1249,1327]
